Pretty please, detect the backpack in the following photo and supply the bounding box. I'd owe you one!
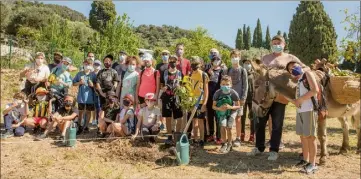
[139,68,158,85]
[215,94,233,120]
[164,69,182,87]
[301,74,328,118]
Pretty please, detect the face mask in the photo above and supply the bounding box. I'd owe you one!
[176,49,184,57]
[162,55,169,62]
[123,99,130,107]
[291,66,303,76]
[14,99,22,106]
[64,101,73,107]
[35,58,42,65]
[119,55,125,62]
[212,60,221,66]
[271,45,284,53]
[91,57,95,61]
[104,62,112,68]
[220,85,231,93]
[145,61,152,68]
[94,65,101,70]
[146,101,155,108]
[231,58,240,65]
[169,62,176,69]
[128,65,136,72]
[83,65,91,71]
[243,64,252,71]
[61,64,69,71]
[191,64,199,71]
[37,95,46,101]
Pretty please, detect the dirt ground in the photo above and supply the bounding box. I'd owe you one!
[1,69,360,179]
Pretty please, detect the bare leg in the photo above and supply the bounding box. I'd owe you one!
[338,117,350,153]
[308,136,317,166]
[61,121,71,136]
[166,117,172,135]
[193,118,199,141]
[301,136,309,162]
[84,110,92,129]
[39,119,48,129]
[79,110,84,127]
[175,118,182,132]
[199,118,205,141]
[23,118,36,128]
[235,117,241,138]
[268,117,272,139]
[227,128,232,144]
[221,126,227,142]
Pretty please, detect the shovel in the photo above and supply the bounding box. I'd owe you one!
[175,90,204,166]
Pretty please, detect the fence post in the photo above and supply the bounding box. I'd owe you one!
[8,36,13,69]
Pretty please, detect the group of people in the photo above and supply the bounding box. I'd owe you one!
[2,35,320,174]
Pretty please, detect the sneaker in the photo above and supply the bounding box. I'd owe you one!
[247,147,262,156]
[301,163,318,174]
[215,138,223,145]
[92,120,98,126]
[219,143,228,153]
[1,130,14,139]
[76,127,83,135]
[248,134,255,143]
[206,135,215,142]
[268,151,279,161]
[199,140,205,147]
[34,134,47,141]
[233,138,241,147]
[240,133,245,142]
[160,123,165,131]
[83,127,90,133]
[226,143,232,152]
[295,160,308,167]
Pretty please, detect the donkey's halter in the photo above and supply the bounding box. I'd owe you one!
[253,68,275,116]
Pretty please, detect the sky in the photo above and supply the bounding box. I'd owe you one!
[42,1,360,48]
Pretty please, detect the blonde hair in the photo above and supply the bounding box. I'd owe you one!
[35,52,45,58]
[230,49,241,57]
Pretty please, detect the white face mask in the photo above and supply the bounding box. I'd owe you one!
[13,99,23,106]
[35,58,42,65]
[119,55,126,62]
[231,58,240,65]
[146,101,155,108]
[37,95,46,101]
[84,65,93,71]
[95,66,101,70]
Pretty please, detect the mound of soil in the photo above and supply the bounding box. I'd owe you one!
[98,139,168,164]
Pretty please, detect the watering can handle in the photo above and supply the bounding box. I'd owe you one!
[183,90,204,134]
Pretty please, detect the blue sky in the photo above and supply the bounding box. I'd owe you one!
[43,1,359,48]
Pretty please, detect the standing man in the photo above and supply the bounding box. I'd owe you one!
[175,43,191,77]
[156,49,170,130]
[87,52,95,62]
[247,35,308,160]
[48,52,63,71]
[113,50,128,73]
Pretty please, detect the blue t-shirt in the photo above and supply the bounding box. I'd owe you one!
[73,71,97,104]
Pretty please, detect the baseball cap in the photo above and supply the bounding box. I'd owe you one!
[35,87,48,95]
[144,93,156,101]
[62,57,72,64]
[94,60,102,66]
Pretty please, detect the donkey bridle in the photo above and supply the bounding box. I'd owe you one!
[252,68,275,117]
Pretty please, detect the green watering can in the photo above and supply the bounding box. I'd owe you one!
[64,122,77,147]
[175,90,204,166]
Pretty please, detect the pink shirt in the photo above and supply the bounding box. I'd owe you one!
[138,68,160,98]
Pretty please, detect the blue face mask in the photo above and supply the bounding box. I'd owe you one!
[271,45,284,53]
[128,65,136,72]
[162,55,169,62]
[61,64,69,71]
[291,66,303,76]
[220,85,231,93]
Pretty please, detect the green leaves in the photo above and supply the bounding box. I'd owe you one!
[89,0,117,32]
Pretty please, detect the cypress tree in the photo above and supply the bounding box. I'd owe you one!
[243,24,247,47]
[264,26,271,50]
[245,26,251,50]
[283,32,289,51]
[256,18,263,48]
[235,28,244,49]
[252,26,257,47]
[288,1,337,65]
[277,30,282,36]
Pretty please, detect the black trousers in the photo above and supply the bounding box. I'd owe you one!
[206,97,220,139]
[255,102,286,153]
[241,102,255,135]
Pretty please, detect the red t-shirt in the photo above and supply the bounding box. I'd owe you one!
[138,68,160,98]
[176,58,191,77]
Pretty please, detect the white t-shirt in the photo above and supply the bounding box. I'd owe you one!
[5,103,26,120]
[138,107,161,127]
[24,63,50,84]
[296,76,315,113]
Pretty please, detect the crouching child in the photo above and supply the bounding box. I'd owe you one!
[36,95,78,140]
[1,92,28,138]
[286,61,319,174]
[132,93,161,142]
[212,75,241,154]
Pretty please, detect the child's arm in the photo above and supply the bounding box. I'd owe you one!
[295,71,319,106]
[3,104,17,115]
[48,98,55,115]
[155,71,160,100]
[212,101,226,111]
[133,115,143,139]
[60,112,78,121]
[227,100,241,110]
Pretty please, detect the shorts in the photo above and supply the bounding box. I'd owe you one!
[162,95,183,119]
[219,111,237,128]
[138,96,145,105]
[236,106,244,117]
[296,111,317,137]
[78,103,95,111]
[33,117,48,125]
[188,105,206,120]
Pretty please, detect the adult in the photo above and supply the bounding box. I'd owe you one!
[48,52,63,72]
[247,35,308,161]
[113,50,128,73]
[175,43,191,77]
[87,52,95,62]
[20,52,50,96]
[93,60,102,125]
[241,57,255,142]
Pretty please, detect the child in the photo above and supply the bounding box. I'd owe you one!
[286,61,319,174]
[36,95,78,140]
[212,75,241,153]
[241,58,255,142]
[73,59,97,134]
[227,49,248,147]
[189,56,209,147]
[116,56,140,106]
[1,92,28,138]
[98,91,121,137]
[23,87,53,133]
[132,93,161,142]
[160,55,183,145]
[107,94,136,137]
[136,53,160,108]
[93,60,102,125]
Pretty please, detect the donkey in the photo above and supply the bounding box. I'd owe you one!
[250,61,360,164]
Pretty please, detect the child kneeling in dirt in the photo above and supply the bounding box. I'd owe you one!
[212,75,241,154]
[1,92,29,138]
[36,95,78,140]
[98,91,121,137]
[286,61,319,174]
[107,94,136,137]
[132,93,161,142]
[23,87,53,134]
